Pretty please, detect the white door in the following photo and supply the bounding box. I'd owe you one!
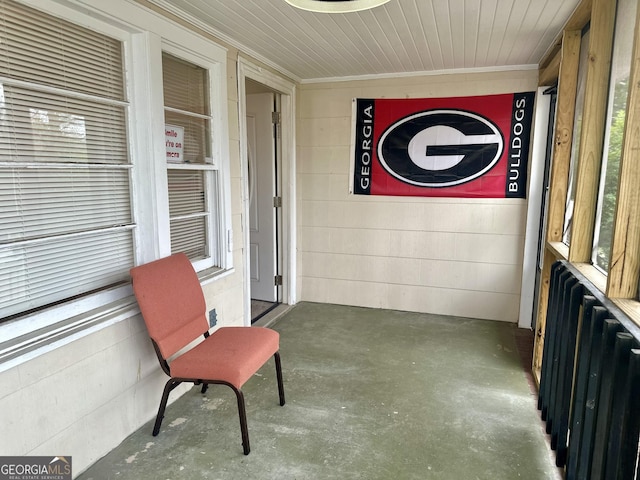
[247,92,277,302]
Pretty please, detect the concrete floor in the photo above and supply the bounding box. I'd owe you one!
[78,302,562,480]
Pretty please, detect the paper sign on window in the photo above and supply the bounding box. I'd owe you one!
[165,124,185,163]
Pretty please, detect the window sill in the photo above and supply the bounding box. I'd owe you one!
[199,266,235,286]
[547,241,569,260]
[0,295,139,374]
[573,262,608,296]
[0,266,235,373]
[612,298,640,331]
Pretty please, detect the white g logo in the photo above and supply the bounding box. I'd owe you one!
[378,110,504,187]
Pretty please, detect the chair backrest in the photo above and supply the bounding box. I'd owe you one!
[130,253,208,359]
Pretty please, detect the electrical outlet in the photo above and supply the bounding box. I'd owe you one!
[209,309,217,328]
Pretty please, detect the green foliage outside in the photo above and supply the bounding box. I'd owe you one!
[594,79,628,270]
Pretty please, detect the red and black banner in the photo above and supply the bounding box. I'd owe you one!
[352,92,535,198]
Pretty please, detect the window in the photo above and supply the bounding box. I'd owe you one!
[562,27,591,245]
[592,0,637,271]
[162,52,219,270]
[0,0,231,364]
[0,0,132,321]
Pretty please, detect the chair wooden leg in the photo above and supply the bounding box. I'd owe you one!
[275,352,286,406]
[153,379,181,436]
[233,387,250,455]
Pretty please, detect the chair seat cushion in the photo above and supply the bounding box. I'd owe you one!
[169,326,279,389]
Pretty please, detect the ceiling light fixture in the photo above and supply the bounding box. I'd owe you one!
[284,0,391,14]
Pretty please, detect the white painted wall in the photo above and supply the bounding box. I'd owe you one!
[297,70,539,322]
[0,314,167,470]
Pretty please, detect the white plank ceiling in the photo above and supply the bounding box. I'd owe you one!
[150,0,581,82]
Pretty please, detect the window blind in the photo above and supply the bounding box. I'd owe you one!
[0,0,132,320]
[0,1,125,101]
[163,52,214,264]
[0,85,128,164]
[163,54,208,115]
[167,170,205,217]
[170,216,207,260]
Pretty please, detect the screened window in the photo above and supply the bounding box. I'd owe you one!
[592,0,637,271]
[0,0,132,320]
[162,52,218,268]
[563,27,591,245]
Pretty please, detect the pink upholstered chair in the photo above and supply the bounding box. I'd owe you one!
[130,253,285,455]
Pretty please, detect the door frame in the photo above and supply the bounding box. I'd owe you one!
[238,56,297,326]
[518,87,552,329]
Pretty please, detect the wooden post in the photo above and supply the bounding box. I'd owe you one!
[533,251,555,380]
[546,30,582,243]
[539,50,561,86]
[537,0,593,81]
[533,30,582,383]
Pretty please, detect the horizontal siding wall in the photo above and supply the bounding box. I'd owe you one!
[297,70,538,322]
[0,314,172,470]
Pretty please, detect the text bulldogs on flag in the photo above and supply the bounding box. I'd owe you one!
[352,92,535,198]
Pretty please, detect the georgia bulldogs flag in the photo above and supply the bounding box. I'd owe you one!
[351,92,535,198]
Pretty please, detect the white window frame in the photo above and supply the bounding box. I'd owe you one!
[0,0,232,372]
[159,43,231,273]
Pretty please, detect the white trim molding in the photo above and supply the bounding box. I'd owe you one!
[301,64,540,85]
[519,87,552,329]
[237,56,298,326]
